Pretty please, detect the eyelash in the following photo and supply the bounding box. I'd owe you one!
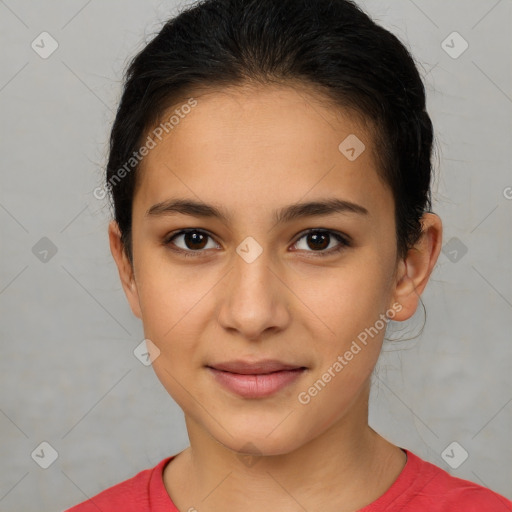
[163,228,351,258]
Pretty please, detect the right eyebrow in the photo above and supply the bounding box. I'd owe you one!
[146,198,230,222]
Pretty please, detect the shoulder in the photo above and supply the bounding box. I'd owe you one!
[400,450,512,511]
[63,456,174,512]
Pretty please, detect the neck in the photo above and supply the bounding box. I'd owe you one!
[165,387,406,512]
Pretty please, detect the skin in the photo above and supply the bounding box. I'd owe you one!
[109,83,442,512]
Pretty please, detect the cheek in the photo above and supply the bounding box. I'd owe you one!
[292,256,392,338]
[290,251,394,407]
[135,258,210,408]
[134,253,213,357]
[294,274,386,429]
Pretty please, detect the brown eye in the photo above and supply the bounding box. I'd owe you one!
[292,229,349,255]
[182,231,208,250]
[165,229,219,254]
[306,232,330,250]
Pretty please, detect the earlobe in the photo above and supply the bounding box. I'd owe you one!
[108,220,142,319]
[390,213,442,322]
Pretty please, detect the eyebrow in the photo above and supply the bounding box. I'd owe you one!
[145,197,369,224]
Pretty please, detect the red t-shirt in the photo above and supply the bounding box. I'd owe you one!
[65,449,512,511]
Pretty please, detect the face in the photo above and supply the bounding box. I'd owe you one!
[111,84,427,456]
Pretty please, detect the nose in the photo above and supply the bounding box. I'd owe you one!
[216,245,291,341]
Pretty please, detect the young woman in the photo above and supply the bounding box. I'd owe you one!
[67,0,512,510]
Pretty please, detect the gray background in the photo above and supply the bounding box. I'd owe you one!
[1,0,511,510]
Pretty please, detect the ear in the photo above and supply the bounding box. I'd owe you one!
[390,213,442,321]
[108,220,142,319]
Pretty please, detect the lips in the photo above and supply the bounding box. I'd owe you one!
[206,360,307,398]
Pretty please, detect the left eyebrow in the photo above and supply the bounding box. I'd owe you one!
[274,198,369,224]
[145,197,369,224]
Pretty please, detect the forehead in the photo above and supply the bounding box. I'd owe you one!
[133,83,392,221]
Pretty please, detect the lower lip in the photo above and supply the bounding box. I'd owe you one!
[207,367,306,398]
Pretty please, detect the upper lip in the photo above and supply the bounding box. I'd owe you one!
[207,360,305,375]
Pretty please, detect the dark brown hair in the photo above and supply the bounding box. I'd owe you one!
[105,0,434,264]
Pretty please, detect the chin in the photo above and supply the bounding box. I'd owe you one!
[212,422,312,459]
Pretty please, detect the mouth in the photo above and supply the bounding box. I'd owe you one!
[206,360,307,398]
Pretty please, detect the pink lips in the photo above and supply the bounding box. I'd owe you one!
[207,360,306,398]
